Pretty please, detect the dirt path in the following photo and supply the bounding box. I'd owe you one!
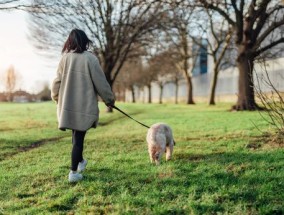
[0,135,69,162]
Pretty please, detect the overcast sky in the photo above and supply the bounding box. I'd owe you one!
[0,10,60,93]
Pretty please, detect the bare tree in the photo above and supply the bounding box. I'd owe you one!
[148,50,179,104]
[29,0,167,111]
[139,61,159,104]
[207,27,233,106]
[159,45,185,104]
[252,64,284,148]
[115,57,144,103]
[255,64,284,134]
[165,57,184,104]
[198,0,284,110]
[192,9,234,105]
[0,0,44,10]
[4,65,18,102]
[175,35,199,105]
[0,0,27,10]
[166,3,201,104]
[29,1,166,87]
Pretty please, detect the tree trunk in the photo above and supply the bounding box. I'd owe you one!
[208,66,218,105]
[142,89,145,103]
[185,76,195,104]
[232,54,260,110]
[131,85,135,103]
[147,84,152,103]
[122,89,126,102]
[159,84,163,104]
[175,79,179,104]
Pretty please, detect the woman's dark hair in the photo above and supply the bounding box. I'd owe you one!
[62,29,92,53]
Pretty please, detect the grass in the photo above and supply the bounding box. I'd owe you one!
[0,102,283,214]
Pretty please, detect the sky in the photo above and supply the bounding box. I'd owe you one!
[0,10,60,93]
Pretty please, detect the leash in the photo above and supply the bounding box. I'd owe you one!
[111,105,150,129]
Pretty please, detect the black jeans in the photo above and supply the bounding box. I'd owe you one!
[71,130,86,171]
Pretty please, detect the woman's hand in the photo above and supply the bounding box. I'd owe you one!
[105,100,115,108]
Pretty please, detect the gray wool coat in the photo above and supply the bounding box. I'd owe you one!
[51,51,115,131]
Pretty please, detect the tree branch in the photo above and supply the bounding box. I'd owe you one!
[199,0,235,26]
[255,19,284,49]
[254,37,284,57]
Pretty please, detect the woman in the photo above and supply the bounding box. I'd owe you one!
[51,29,115,182]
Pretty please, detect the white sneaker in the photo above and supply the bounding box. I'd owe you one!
[77,159,87,172]
[68,171,83,183]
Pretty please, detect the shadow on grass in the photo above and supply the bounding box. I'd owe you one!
[177,151,283,213]
[76,151,284,214]
[47,195,82,213]
[2,150,283,214]
[175,150,283,166]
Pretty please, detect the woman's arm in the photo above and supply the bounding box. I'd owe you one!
[89,56,115,106]
[51,63,62,103]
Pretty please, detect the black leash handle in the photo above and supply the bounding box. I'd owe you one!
[111,105,150,129]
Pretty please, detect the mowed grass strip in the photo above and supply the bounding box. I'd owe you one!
[0,102,283,214]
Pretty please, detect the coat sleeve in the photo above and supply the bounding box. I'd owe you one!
[89,57,115,105]
[51,62,62,103]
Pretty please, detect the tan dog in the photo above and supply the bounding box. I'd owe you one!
[146,123,175,165]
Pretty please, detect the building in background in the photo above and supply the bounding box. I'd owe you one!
[192,38,208,76]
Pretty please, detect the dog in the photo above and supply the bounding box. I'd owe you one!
[146,123,175,165]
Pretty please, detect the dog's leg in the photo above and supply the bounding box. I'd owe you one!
[155,153,161,165]
[166,144,173,161]
[155,145,166,165]
[149,147,156,164]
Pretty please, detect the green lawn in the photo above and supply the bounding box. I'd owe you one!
[0,102,283,214]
